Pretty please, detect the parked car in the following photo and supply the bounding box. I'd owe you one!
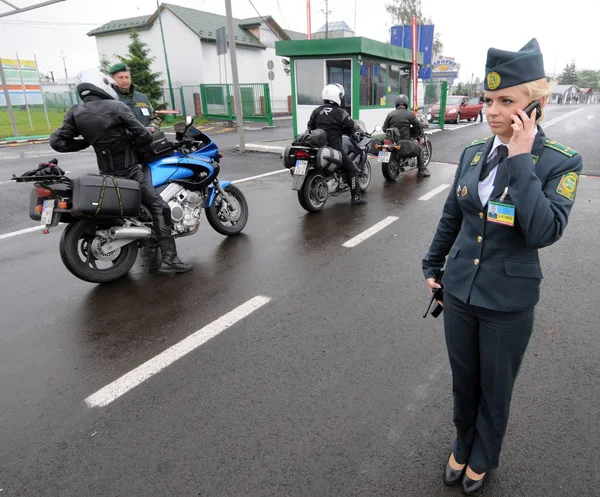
[427,96,483,124]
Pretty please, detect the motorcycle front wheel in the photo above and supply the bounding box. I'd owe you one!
[358,160,372,192]
[422,140,433,167]
[206,184,249,236]
[59,219,139,284]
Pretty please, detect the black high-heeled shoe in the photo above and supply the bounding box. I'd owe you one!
[461,470,486,495]
[443,454,465,486]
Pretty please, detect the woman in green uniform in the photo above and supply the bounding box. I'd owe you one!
[422,39,583,495]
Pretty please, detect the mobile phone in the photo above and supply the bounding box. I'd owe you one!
[521,100,541,122]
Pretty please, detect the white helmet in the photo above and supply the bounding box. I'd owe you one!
[322,83,344,106]
[75,69,118,100]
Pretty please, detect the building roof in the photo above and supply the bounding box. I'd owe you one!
[551,84,580,93]
[87,15,153,36]
[88,3,270,49]
[285,29,307,40]
[276,37,421,65]
[314,21,354,34]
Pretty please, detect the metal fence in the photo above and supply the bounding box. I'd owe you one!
[199,83,273,125]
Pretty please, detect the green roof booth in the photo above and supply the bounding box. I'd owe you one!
[275,37,423,136]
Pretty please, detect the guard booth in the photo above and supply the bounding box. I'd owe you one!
[275,37,423,136]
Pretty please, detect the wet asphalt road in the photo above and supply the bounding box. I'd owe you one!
[0,105,599,496]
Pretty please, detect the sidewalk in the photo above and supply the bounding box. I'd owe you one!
[240,127,440,155]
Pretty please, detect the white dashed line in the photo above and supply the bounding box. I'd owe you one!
[342,216,399,248]
[419,184,450,201]
[85,295,272,408]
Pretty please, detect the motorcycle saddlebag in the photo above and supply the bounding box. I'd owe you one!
[282,145,297,169]
[316,147,343,174]
[292,129,327,148]
[71,174,141,218]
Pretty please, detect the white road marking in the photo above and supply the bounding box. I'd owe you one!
[543,108,584,128]
[342,216,399,248]
[419,183,450,201]
[85,295,272,408]
[447,121,480,131]
[231,169,288,184]
[0,226,44,240]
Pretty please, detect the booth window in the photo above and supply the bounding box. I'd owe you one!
[296,59,324,105]
[359,61,388,107]
[326,59,352,113]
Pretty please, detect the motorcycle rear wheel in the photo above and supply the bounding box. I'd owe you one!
[59,219,139,284]
[298,171,328,212]
[422,140,432,167]
[358,160,372,192]
[382,160,401,181]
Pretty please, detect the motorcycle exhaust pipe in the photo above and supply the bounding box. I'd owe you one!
[109,226,152,240]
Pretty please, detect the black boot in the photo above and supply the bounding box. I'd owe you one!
[158,236,192,273]
[350,177,367,205]
[418,168,431,178]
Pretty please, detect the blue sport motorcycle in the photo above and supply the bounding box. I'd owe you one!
[13,117,249,283]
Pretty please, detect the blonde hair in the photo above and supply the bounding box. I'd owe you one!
[519,78,552,120]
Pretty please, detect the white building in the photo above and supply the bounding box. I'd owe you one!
[87,2,306,115]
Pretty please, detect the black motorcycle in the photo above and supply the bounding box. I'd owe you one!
[376,116,433,181]
[282,121,373,212]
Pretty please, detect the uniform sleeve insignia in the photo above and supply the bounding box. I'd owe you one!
[532,155,539,165]
[470,151,483,166]
[556,172,579,201]
[544,140,577,157]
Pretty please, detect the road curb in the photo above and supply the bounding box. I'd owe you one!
[239,143,286,154]
[0,136,50,148]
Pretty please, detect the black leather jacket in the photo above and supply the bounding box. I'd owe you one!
[50,90,152,174]
[382,107,423,140]
[307,103,358,151]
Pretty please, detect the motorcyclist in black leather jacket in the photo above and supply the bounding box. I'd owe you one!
[307,84,367,205]
[382,94,431,178]
[49,69,192,273]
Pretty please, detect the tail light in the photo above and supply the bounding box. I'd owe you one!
[35,186,53,198]
[384,140,392,145]
[295,150,309,159]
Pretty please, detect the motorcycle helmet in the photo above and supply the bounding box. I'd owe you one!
[322,83,344,106]
[395,94,409,109]
[75,69,118,100]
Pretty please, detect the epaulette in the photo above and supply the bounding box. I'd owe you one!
[466,136,492,148]
[544,140,577,157]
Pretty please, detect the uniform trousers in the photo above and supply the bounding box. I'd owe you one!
[443,290,534,473]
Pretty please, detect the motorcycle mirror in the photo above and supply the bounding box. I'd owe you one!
[373,125,383,132]
[185,116,194,127]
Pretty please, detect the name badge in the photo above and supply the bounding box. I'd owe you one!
[487,201,515,227]
[140,107,150,116]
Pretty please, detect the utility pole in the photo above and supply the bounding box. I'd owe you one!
[156,0,176,111]
[322,0,330,39]
[59,51,68,79]
[225,0,245,152]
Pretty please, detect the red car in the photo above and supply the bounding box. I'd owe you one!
[428,96,483,124]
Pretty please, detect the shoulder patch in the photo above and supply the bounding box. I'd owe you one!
[544,140,577,157]
[556,172,579,201]
[466,136,492,149]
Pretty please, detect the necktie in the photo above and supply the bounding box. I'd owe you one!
[480,145,508,181]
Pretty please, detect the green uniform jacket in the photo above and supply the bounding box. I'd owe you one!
[116,85,161,128]
[422,127,583,311]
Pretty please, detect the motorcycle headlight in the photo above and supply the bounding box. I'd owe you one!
[448,109,457,114]
[427,113,432,121]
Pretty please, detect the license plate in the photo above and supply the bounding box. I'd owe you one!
[294,160,308,175]
[378,151,391,163]
[41,199,55,224]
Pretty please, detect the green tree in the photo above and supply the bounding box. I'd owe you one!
[117,29,165,109]
[386,0,443,55]
[98,54,111,73]
[577,69,600,90]
[558,61,578,85]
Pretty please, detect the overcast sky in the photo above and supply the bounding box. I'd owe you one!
[0,0,594,83]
